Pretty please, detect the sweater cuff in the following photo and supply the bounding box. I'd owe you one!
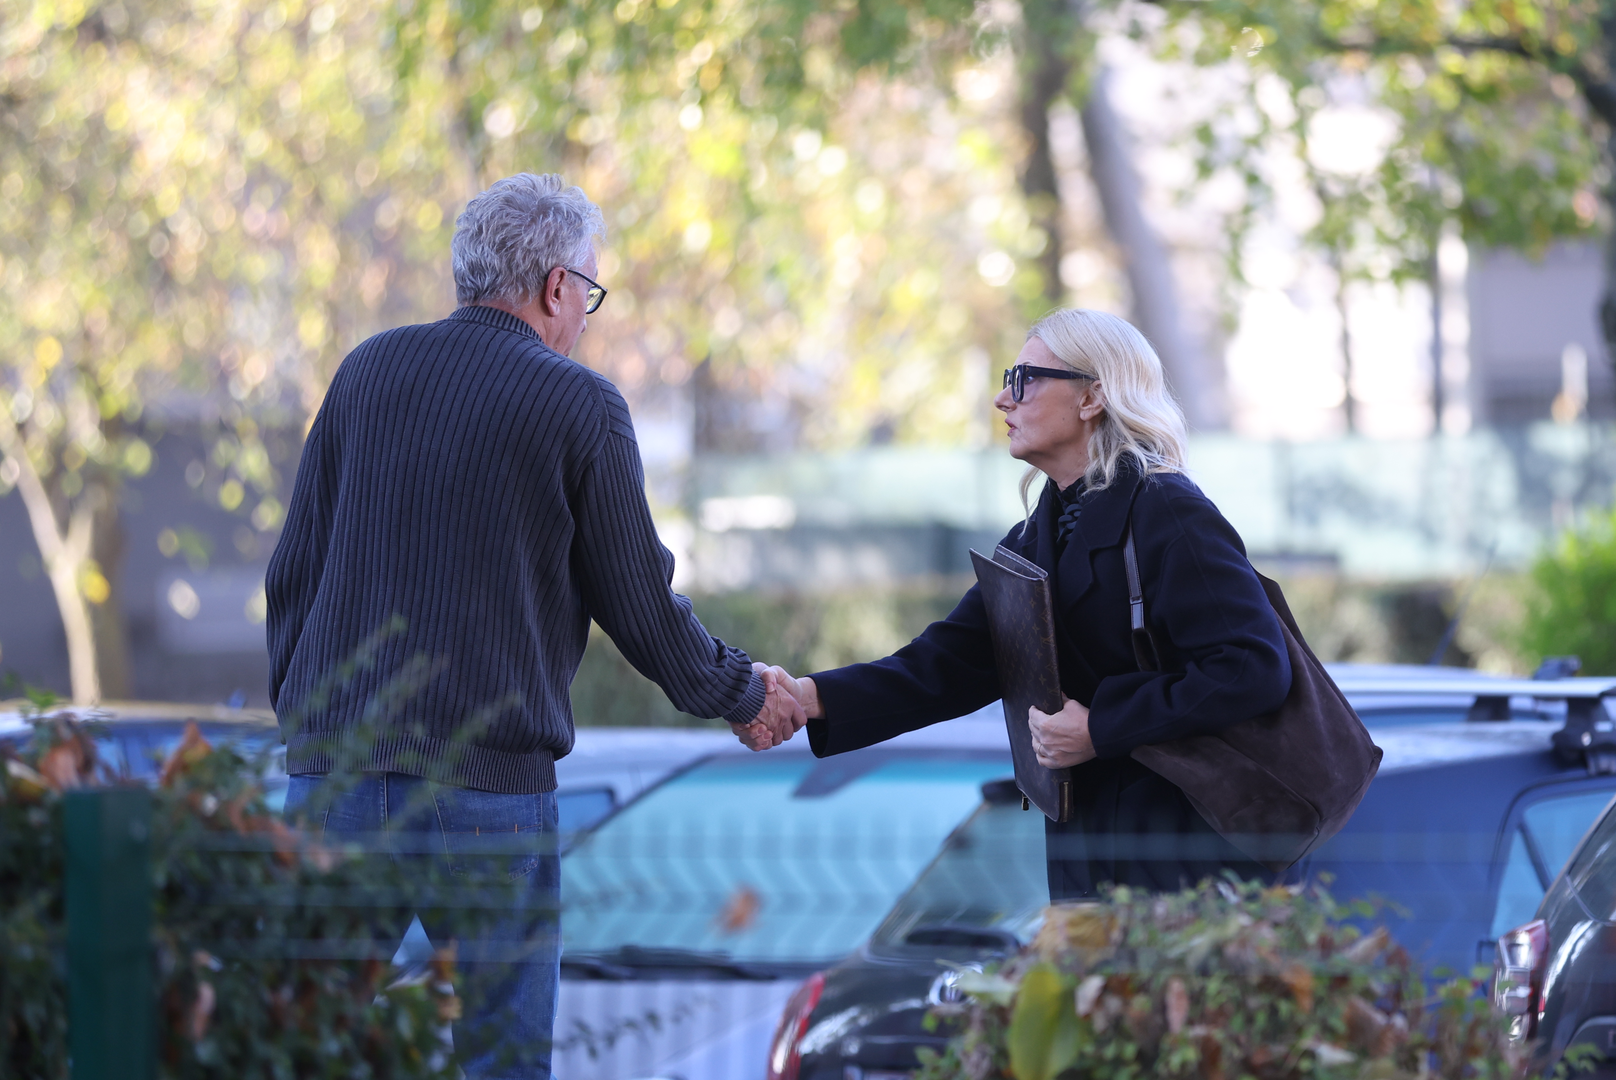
[721,670,767,726]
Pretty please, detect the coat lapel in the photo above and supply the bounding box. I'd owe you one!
[1054,463,1145,614]
[1031,479,1060,572]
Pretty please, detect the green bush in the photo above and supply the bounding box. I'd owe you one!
[1522,508,1616,675]
[0,712,512,1080]
[916,878,1523,1080]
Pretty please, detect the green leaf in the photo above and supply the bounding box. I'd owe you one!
[1007,962,1080,1080]
[956,968,1020,1006]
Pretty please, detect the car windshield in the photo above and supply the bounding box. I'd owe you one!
[560,748,1011,968]
[866,796,1049,957]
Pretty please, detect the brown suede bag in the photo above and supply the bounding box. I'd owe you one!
[1123,528,1383,872]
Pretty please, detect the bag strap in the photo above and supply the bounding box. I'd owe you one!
[1123,525,1162,673]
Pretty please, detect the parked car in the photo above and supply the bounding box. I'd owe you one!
[773,669,1616,1080]
[0,703,713,838]
[1493,774,1616,1078]
[0,699,290,802]
[553,704,1013,1080]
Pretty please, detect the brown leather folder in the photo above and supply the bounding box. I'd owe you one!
[969,545,1073,822]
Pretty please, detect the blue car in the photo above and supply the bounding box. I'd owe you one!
[771,669,1616,1080]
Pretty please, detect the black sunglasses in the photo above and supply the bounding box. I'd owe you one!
[1002,363,1094,402]
[564,266,608,314]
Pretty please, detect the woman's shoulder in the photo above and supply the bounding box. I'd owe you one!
[1133,470,1237,537]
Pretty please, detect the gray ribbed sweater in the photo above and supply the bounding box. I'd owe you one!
[266,305,765,793]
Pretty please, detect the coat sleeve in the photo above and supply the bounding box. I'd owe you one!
[806,542,1016,756]
[569,377,766,725]
[1085,489,1291,758]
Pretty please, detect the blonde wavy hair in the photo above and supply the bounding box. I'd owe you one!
[1016,308,1189,512]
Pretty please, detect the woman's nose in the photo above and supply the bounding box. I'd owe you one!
[993,385,1014,412]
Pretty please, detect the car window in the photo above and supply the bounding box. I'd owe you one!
[868,798,1049,955]
[1491,788,1616,938]
[1566,799,1616,918]
[561,750,1011,966]
[556,786,616,836]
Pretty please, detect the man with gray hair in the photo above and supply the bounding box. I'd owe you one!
[267,173,804,1078]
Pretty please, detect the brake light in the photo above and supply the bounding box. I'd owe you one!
[1494,919,1549,1042]
[766,971,826,1080]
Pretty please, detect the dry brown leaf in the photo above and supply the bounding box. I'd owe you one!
[38,733,97,791]
[158,721,212,788]
[715,884,762,933]
[5,757,52,801]
[302,841,339,874]
[1346,996,1407,1057]
[1200,1033,1225,1080]
[430,944,458,983]
[1165,976,1189,1035]
[259,817,298,867]
[187,981,216,1042]
[1032,902,1116,960]
[1280,962,1314,1013]
[1342,927,1390,965]
[1075,974,1105,1017]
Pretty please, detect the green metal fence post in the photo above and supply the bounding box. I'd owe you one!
[63,787,155,1080]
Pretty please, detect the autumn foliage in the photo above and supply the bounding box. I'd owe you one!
[915,878,1522,1080]
[0,712,491,1080]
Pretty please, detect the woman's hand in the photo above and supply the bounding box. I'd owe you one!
[1028,698,1096,768]
[765,666,823,720]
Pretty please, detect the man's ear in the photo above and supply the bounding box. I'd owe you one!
[539,266,567,316]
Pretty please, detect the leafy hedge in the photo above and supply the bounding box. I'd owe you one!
[1,712,505,1080]
[1522,507,1616,674]
[916,878,1525,1080]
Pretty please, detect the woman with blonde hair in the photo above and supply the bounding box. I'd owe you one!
[772,308,1292,897]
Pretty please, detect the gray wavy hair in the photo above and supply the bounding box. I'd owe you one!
[451,174,606,306]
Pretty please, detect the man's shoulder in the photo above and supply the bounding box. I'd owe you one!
[578,366,634,439]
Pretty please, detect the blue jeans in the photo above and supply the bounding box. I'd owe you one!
[285,773,560,1080]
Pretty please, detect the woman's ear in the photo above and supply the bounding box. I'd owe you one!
[1078,382,1105,422]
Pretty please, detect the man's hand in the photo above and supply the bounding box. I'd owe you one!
[729,663,808,751]
[764,666,822,720]
[1028,697,1096,769]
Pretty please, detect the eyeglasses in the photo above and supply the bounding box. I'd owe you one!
[564,266,608,314]
[1002,363,1094,402]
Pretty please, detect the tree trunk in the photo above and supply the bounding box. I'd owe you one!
[1333,254,1358,434]
[1428,245,1444,434]
[1079,67,1227,430]
[88,483,133,699]
[1601,122,1616,373]
[1018,0,1070,303]
[0,412,100,702]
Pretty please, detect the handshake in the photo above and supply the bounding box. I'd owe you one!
[728,663,820,751]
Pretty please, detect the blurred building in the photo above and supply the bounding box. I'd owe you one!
[1469,243,1615,424]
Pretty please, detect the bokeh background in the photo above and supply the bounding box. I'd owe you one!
[6,0,1616,718]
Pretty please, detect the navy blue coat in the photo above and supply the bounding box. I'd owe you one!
[807,462,1293,898]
